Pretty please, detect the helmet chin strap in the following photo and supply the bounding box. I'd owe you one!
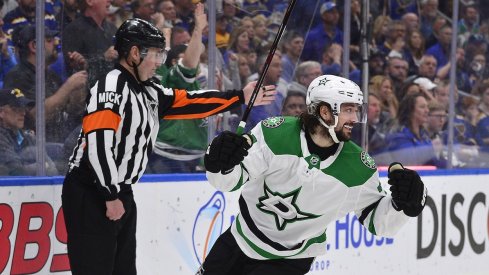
[318,115,340,143]
[131,60,143,82]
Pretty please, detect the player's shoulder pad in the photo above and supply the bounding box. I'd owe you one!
[261,116,302,157]
[322,141,377,188]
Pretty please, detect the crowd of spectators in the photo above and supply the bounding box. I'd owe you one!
[1,0,489,176]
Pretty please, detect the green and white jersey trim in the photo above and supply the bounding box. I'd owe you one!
[206,117,409,260]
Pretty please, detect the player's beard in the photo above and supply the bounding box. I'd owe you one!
[335,123,354,142]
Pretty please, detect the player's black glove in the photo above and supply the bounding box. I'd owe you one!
[388,162,427,217]
[204,131,252,174]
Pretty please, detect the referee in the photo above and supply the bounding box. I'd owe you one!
[61,18,276,275]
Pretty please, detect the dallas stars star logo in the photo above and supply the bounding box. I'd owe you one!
[317,77,330,86]
[256,184,320,231]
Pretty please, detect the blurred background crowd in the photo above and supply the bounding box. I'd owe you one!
[0,0,488,176]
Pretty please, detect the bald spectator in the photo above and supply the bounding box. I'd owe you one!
[418,54,438,80]
[287,61,322,95]
[386,56,409,93]
[402,12,420,32]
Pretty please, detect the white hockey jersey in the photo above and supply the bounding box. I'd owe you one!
[206,117,409,260]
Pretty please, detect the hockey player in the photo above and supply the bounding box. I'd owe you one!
[200,75,428,274]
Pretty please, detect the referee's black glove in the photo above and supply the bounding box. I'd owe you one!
[204,131,252,174]
[388,162,427,217]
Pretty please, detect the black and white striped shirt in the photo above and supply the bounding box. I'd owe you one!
[68,64,243,200]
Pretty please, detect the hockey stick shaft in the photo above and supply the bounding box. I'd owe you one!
[236,0,298,134]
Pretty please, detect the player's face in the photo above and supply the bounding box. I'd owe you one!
[334,103,362,141]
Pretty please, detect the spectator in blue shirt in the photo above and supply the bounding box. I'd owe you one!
[280,31,303,83]
[2,0,58,45]
[426,24,452,70]
[301,1,343,62]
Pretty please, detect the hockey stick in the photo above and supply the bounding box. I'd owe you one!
[236,0,298,134]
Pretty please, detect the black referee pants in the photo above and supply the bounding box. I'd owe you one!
[200,228,314,275]
[62,168,137,275]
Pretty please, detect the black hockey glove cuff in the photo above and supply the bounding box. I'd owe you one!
[204,131,252,174]
[388,162,427,217]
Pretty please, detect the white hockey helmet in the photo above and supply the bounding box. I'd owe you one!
[306,75,366,142]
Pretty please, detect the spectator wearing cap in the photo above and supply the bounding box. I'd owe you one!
[0,88,58,176]
[2,0,58,46]
[413,77,437,101]
[4,24,87,143]
[280,31,304,83]
[301,1,343,62]
[62,0,117,86]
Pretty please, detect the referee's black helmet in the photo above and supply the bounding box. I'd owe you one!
[114,18,166,58]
